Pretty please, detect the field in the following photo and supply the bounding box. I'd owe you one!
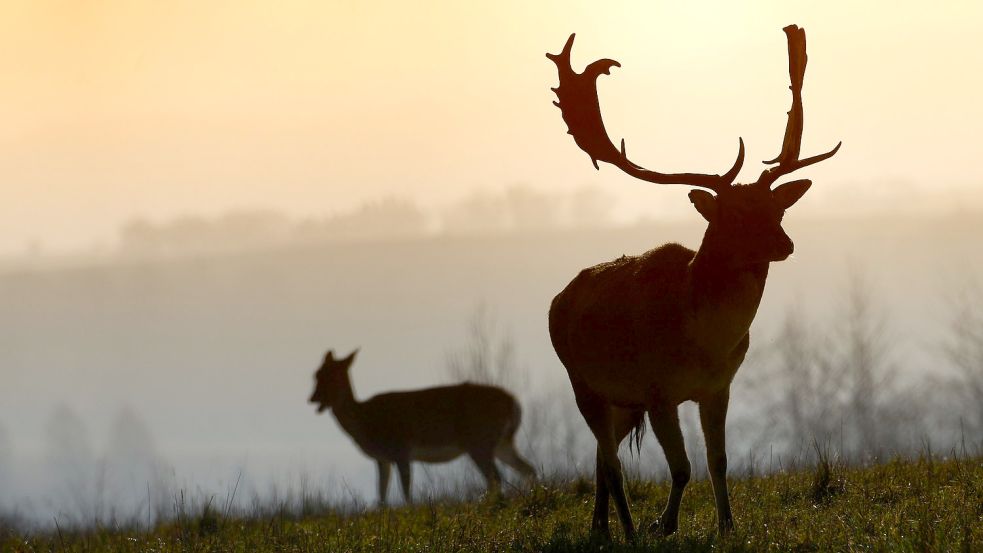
[3,455,979,552]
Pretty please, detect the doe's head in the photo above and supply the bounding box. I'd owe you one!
[308,348,359,413]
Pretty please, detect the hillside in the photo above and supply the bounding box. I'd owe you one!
[4,456,979,552]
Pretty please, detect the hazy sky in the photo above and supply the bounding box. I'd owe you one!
[2,1,982,254]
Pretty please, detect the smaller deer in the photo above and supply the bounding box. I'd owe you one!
[308,348,536,504]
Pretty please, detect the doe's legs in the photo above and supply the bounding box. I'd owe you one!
[376,460,391,507]
[495,441,537,481]
[396,460,413,505]
[468,448,502,496]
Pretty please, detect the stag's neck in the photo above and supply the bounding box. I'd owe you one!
[329,374,366,443]
[688,244,770,355]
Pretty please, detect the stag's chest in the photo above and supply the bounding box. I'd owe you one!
[685,270,765,356]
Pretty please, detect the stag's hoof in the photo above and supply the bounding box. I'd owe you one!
[589,520,611,542]
[588,528,611,543]
[647,518,678,537]
[717,519,734,536]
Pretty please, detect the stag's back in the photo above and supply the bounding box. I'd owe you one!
[549,243,698,403]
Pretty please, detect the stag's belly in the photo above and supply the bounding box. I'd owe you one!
[554,297,748,407]
[550,244,752,407]
[566,327,749,408]
[409,446,465,464]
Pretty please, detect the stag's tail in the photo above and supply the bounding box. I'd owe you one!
[628,412,646,456]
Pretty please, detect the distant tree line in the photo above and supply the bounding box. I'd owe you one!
[117,186,616,258]
[0,406,171,529]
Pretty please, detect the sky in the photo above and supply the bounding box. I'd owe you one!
[2,1,983,254]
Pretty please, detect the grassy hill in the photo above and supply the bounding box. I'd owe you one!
[4,455,979,552]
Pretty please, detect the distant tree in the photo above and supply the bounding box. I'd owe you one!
[118,218,162,255]
[120,210,293,256]
[833,272,901,456]
[0,421,10,493]
[943,281,983,442]
[753,273,920,461]
[105,406,172,523]
[567,186,616,228]
[440,191,514,235]
[444,304,526,391]
[503,186,564,231]
[304,198,429,242]
[44,405,100,524]
[518,387,596,475]
[750,306,845,460]
[440,185,615,235]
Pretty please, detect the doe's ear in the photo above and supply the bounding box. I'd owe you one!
[688,190,717,222]
[340,348,359,368]
[772,179,812,209]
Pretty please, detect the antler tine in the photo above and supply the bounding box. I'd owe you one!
[548,34,745,193]
[757,25,841,189]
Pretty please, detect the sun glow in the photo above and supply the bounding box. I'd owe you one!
[1,1,982,253]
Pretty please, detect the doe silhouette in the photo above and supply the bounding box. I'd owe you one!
[547,25,840,539]
[308,348,535,504]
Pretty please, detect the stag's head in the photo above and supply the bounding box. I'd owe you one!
[309,348,358,413]
[547,25,840,266]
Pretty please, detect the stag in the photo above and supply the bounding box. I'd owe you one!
[547,25,840,539]
[308,349,536,505]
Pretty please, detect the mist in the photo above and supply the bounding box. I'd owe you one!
[1,200,981,526]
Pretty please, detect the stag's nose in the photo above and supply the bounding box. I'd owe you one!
[773,233,794,261]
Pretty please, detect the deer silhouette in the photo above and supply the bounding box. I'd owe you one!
[546,25,840,539]
[308,349,536,505]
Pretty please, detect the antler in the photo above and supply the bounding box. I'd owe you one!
[547,34,745,193]
[756,25,841,189]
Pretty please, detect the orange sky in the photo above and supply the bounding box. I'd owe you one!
[2,1,982,254]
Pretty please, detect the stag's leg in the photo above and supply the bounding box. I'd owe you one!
[700,390,733,535]
[396,460,413,505]
[469,448,502,496]
[648,405,690,537]
[376,460,391,507]
[495,441,537,481]
[577,394,636,540]
[591,446,611,537]
[592,409,644,538]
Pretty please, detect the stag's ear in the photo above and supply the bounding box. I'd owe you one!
[324,350,335,362]
[689,190,717,222]
[772,179,812,209]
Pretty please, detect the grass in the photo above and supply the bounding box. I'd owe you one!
[1,455,980,552]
